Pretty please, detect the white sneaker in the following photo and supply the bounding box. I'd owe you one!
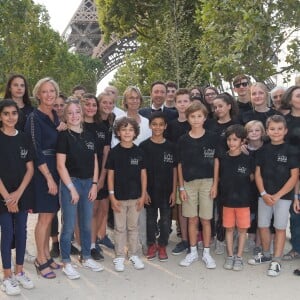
[24,249,36,263]
[267,261,281,277]
[63,263,80,280]
[15,272,34,289]
[113,257,125,272]
[129,255,145,270]
[179,252,198,267]
[1,277,21,296]
[82,258,104,272]
[215,240,225,255]
[202,253,216,269]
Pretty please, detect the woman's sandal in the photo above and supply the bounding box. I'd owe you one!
[282,249,300,261]
[47,257,62,270]
[34,259,56,279]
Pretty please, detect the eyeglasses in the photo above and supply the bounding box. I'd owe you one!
[234,82,249,88]
[205,93,217,97]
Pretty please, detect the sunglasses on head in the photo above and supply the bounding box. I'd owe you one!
[234,82,249,88]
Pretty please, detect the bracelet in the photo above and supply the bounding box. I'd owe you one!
[67,182,74,189]
[108,190,114,195]
[260,191,267,196]
[92,182,98,185]
[179,187,185,191]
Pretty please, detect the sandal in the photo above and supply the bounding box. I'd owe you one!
[282,249,300,261]
[47,258,62,270]
[34,259,56,279]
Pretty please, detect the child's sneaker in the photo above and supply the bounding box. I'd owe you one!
[233,257,243,271]
[179,252,198,267]
[98,235,115,250]
[81,258,104,272]
[223,256,234,270]
[62,263,80,280]
[1,277,21,296]
[215,240,225,255]
[267,261,281,277]
[147,244,157,260]
[253,246,262,256]
[129,255,144,270]
[113,257,125,272]
[15,272,34,289]
[157,245,168,262]
[248,253,272,265]
[202,253,216,269]
[172,240,189,255]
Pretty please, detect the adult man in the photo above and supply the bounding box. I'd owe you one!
[233,75,252,119]
[165,81,178,109]
[139,81,178,123]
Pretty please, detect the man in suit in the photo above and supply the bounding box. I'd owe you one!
[139,81,178,123]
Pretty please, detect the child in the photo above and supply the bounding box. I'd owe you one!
[177,101,218,269]
[140,112,177,261]
[0,100,35,295]
[213,124,254,271]
[106,117,147,272]
[248,115,299,277]
[244,120,266,255]
[165,88,191,255]
[57,100,103,280]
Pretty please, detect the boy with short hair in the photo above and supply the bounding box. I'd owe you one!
[248,115,299,277]
[165,88,191,255]
[177,101,218,269]
[106,117,147,272]
[212,124,254,271]
[139,112,177,261]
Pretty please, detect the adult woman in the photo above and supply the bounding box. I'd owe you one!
[57,100,103,280]
[4,74,34,132]
[25,78,61,279]
[82,94,112,261]
[189,86,203,102]
[279,86,300,268]
[241,82,278,127]
[203,86,219,119]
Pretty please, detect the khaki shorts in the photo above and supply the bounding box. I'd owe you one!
[176,189,182,205]
[182,178,213,220]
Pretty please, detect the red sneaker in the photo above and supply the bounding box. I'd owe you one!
[158,245,168,261]
[147,244,157,260]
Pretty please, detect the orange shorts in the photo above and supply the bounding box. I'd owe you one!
[223,207,250,229]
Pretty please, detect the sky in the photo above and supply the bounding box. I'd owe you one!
[33,0,116,93]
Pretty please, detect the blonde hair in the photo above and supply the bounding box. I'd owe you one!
[33,77,59,102]
[245,120,266,140]
[63,100,83,129]
[250,82,270,107]
[122,86,143,110]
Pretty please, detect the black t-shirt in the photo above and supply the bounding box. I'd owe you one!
[84,122,110,169]
[285,113,300,149]
[139,138,176,208]
[56,130,96,179]
[0,130,35,213]
[241,108,279,127]
[177,131,218,181]
[105,144,145,200]
[165,119,191,143]
[237,101,252,120]
[217,152,255,207]
[256,142,299,200]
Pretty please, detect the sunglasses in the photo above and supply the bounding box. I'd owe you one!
[234,82,249,88]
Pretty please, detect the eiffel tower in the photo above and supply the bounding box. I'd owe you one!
[62,0,137,80]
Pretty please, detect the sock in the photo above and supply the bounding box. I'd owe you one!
[73,242,81,251]
[91,243,95,249]
[263,250,271,258]
[190,246,197,254]
[203,247,210,256]
[272,256,281,263]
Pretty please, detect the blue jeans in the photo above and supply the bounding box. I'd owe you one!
[60,178,93,263]
[290,206,300,253]
[0,211,28,269]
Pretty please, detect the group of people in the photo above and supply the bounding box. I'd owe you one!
[0,73,300,296]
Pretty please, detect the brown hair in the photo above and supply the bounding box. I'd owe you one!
[113,117,140,141]
[185,101,208,119]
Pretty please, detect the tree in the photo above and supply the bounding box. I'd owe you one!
[195,0,300,84]
[97,0,205,91]
[0,0,103,96]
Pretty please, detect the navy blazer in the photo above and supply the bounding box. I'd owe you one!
[139,106,178,123]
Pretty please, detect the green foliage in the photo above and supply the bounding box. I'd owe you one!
[196,0,300,83]
[0,0,103,96]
